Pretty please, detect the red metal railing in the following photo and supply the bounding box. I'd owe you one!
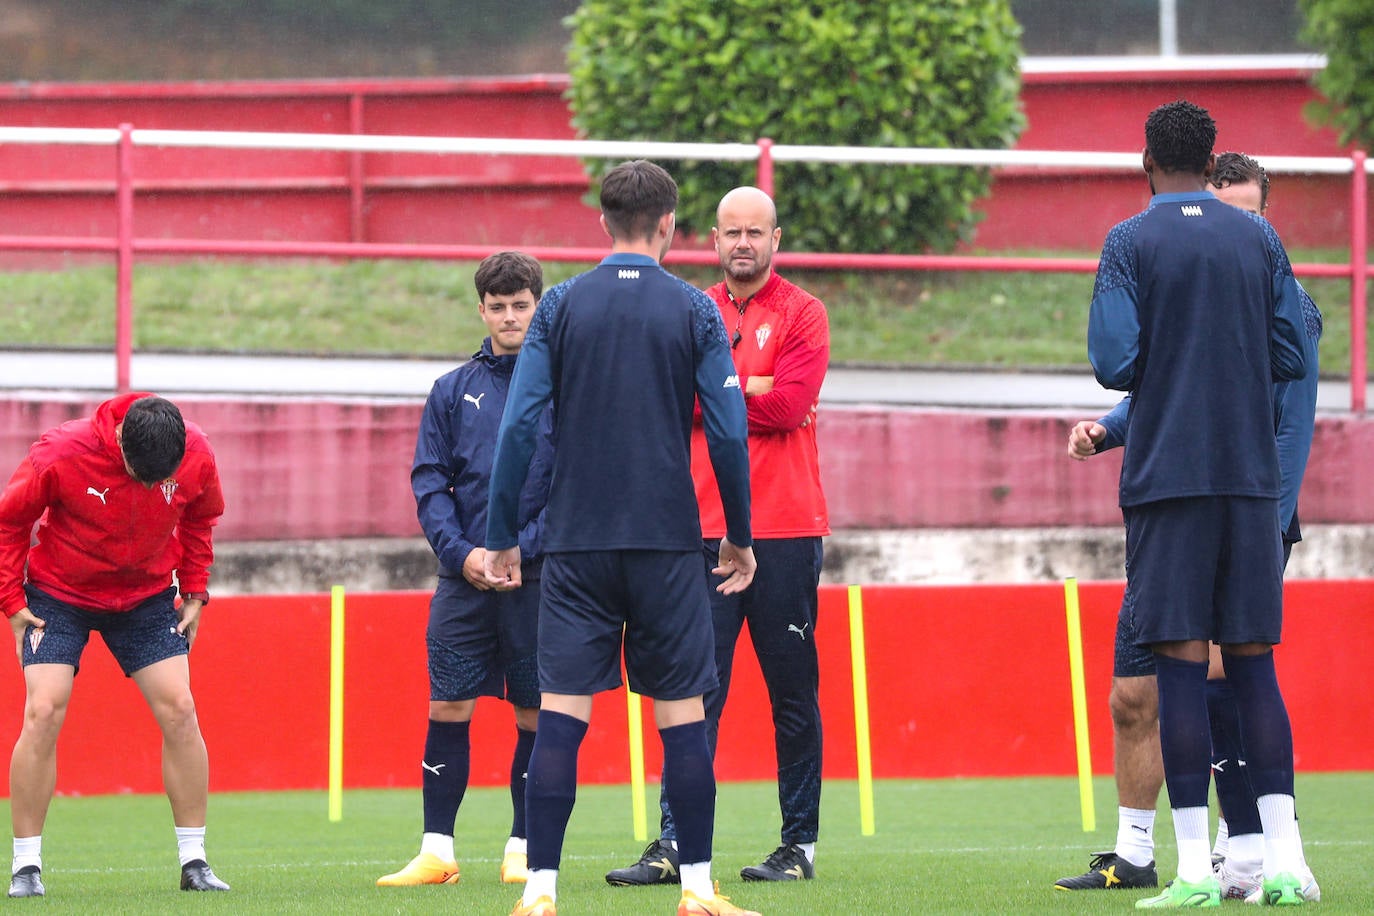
[0,124,1368,411]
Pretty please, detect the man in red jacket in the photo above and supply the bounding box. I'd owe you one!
[0,393,228,898]
[609,185,830,887]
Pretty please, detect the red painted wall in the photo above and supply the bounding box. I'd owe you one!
[3,398,1373,540]
[0,581,1363,797]
[0,68,1364,252]
[980,66,1361,249]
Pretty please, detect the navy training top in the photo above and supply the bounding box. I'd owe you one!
[1096,284,1323,540]
[1087,190,1308,508]
[487,253,751,552]
[411,337,554,577]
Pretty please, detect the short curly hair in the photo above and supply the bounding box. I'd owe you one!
[1145,100,1217,174]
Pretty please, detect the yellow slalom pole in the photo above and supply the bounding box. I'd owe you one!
[626,687,648,842]
[847,585,876,836]
[328,585,345,822]
[1063,577,1095,832]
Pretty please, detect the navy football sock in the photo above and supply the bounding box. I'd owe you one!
[526,711,587,871]
[660,721,715,866]
[509,726,535,839]
[421,719,471,837]
[1206,678,1262,837]
[1221,651,1294,798]
[1154,653,1212,810]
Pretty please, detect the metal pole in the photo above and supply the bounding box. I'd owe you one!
[1350,149,1368,414]
[349,93,366,244]
[1159,0,1179,57]
[115,123,134,395]
[756,137,774,197]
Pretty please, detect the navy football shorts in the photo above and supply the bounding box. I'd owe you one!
[1112,582,1156,678]
[1124,496,1284,647]
[538,550,716,701]
[21,585,187,676]
[426,572,540,708]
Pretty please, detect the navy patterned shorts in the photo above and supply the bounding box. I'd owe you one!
[426,572,540,708]
[22,585,187,676]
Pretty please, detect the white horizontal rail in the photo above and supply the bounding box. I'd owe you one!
[0,124,1365,175]
[0,126,121,145]
[1019,54,1326,74]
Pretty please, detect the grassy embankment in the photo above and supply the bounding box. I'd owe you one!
[0,253,1362,371]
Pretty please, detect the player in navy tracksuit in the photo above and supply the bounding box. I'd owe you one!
[1061,151,1323,902]
[485,161,760,916]
[378,251,554,889]
[1087,102,1310,908]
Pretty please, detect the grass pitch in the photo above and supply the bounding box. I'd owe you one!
[9,772,1371,913]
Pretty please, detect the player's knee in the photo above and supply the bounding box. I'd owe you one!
[1109,677,1158,734]
[153,693,201,737]
[21,696,68,738]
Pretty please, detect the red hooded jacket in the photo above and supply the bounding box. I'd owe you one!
[0,393,224,617]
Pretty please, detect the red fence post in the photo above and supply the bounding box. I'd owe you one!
[114,123,134,395]
[349,93,366,244]
[1351,150,1368,415]
[756,137,773,197]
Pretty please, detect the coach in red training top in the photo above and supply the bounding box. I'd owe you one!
[608,185,830,889]
[0,393,230,898]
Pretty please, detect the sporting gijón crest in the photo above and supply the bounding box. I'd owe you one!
[160,479,179,505]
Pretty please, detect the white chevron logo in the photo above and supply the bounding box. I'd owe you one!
[1181,205,1203,217]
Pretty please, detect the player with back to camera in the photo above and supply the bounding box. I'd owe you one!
[1059,151,1322,903]
[1086,101,1310,908]
[377,251,553,889]
[0,394,229,897]
[483,159,761,916]
[607,186,830,889]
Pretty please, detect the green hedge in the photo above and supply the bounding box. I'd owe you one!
[1302,0,1374,150]
[566,0,1024,253]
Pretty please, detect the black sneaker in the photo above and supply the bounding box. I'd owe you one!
[180,859,231,892]
[7,865,44,898]
[740,843,814,881]
[1053,851,1157,890]
[604,839,680,886]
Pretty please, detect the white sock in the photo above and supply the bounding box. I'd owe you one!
[12,835,40,874]
[680,861,713,899]
[1171,806,1212,883]
[797,842,816,864]
[1212,816,1230,858]
[1227,832,1263,872]
[1257,794,1301,876]
[175,826,207,867]
[419,832,455,862]
[1115,806,1156,867]
[505,836,527,855]
[524,868,556,903]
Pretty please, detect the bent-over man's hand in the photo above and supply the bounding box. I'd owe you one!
[9,607,44,665]
[484,546,523,591]
[177,598,206,649]
[712,538,757,595]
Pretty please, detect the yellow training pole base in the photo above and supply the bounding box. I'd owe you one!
[1063,577,1095,832]
[626,687,648,842]
[328,585,345,822]
[847,585,876,836]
